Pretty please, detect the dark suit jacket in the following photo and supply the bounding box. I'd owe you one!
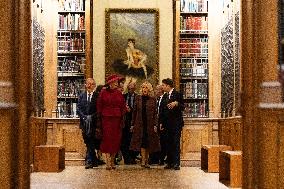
[77,91,98,130]
[123,92,136,128]
[160,89,184,130]
[157,93,168,125]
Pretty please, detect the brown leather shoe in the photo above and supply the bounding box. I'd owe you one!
[106,166,112,170]
[144,164,150,168]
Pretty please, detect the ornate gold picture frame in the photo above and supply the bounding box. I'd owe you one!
[105,8,159,92]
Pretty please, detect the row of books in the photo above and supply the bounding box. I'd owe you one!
[180,52,208,58]
[57,37,85,52]
[58,56,86,73]
[180,38,208,43]
[57,79,84,97]
[180,16,208,31]
[180,67,208,78]
[59,14,85,30]
[180,0,208,13]
[181,81,208,99]
[58,0,84,12]
[183,102,208,117]
[180,63,208,75]
[179,47,208,54]
[180,58,208,64]
[56,101,78,118]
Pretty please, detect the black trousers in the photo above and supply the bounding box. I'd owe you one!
[159,131,168,162]
[149,131,168,164]
[82,131,98,165]
[165,128,181,166]
[121,127,136,163]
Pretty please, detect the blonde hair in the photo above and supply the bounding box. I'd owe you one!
[139,81,154,97]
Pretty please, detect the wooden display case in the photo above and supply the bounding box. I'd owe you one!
[46,118,85,166]
[219,150,242,187]
[201,144,232,172]
[34,145,65,172]
[180,118,219,165]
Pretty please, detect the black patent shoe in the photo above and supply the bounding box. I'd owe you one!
[85,164,93,169]
[173,165,180,170]
[164,164,173,169]
[93,162,98,167]
[98,159,106,165]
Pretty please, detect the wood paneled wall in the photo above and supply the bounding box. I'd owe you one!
[30,117,48,167]
[46,118,85,165]
[181,118,219,164]
[218,117,242,151]
[0,0,32,187]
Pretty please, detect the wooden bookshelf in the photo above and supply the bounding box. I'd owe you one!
[55,0,92,118]
[173,0,217,166]
[174,0,209,118]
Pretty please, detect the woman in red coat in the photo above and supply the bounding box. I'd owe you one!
[130,81,160,168]
[97,74,126,170]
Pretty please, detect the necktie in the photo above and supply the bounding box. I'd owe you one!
[157,96,161,105]
[157,96,161,113]
[128,94,134,108]
[88,93,91,102]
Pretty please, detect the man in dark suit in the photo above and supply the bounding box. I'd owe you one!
[77,78,99,169]
[149,84,169,165]
[156,84,169,165]
[121,82,137,164]
[160,78,184,170]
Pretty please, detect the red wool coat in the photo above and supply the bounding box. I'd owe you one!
[97,88,126,153]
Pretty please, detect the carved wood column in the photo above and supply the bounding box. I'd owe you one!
[254,0,281,188]
[241,0,259,188]
[0,0,32,188]
[172,0,180,89]
[85,0,93,78]
[242,0,283,188]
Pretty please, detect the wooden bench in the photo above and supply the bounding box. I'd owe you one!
[201,145,232,172]
[219,150,242,187]
[34,145,65,172]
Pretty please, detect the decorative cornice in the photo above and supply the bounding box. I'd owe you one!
[261,81,281,87]
[0,102,17,109]
[0,81,13,87]
[259,103,284,109]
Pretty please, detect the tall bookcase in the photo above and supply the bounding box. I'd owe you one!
[177,0,209,118]
[56,0,86,118]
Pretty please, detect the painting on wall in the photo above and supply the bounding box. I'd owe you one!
[105,8,159,93]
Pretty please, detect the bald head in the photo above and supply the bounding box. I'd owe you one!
[127,82,136,94]
[85,78,96,92]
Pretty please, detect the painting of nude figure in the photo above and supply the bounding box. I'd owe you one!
[105,9,159,93]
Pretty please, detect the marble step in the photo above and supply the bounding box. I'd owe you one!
[65,152,84,166]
